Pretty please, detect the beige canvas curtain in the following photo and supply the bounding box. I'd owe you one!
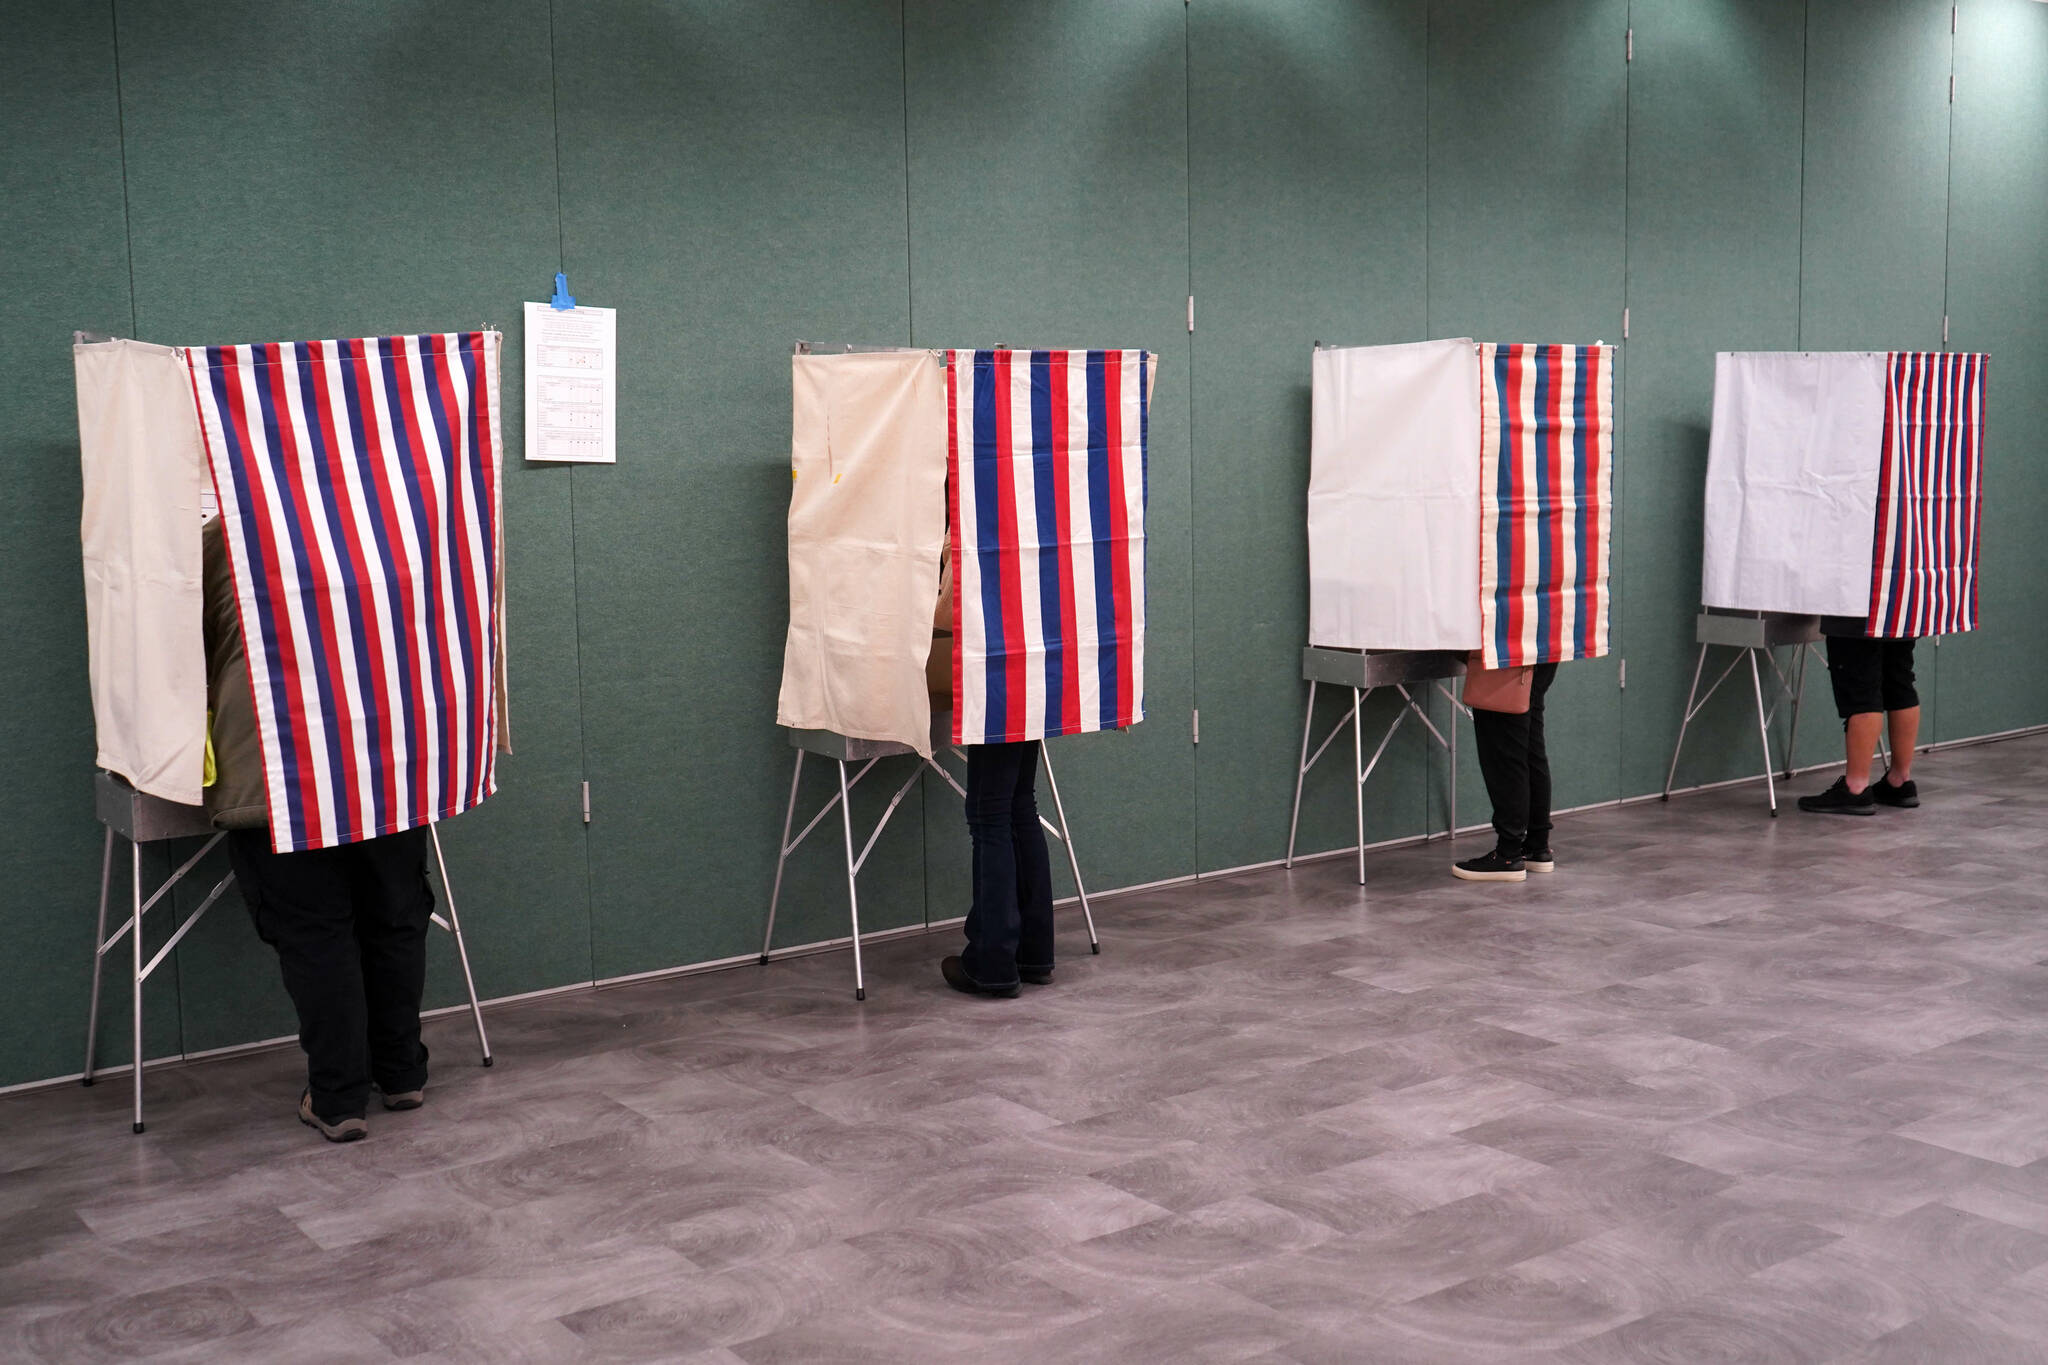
[776,350,948,756]
[74,338,209,803]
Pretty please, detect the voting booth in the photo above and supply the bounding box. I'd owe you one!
[766,344,1154,997]
[1670,350,1987,811]
[1291,338,1616,882]
[72,331,504,1129]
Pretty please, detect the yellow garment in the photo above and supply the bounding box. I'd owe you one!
[775,351,947,756]
[74,338,209,804]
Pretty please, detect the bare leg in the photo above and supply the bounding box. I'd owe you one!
[1883,706,1920,782]
[1843,713,1882,793]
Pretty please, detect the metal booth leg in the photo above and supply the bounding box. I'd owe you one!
[761,749,806,963]
[1749,649,1779,817]
[1449,690,1459,840]
[1352,687,1367,887]
[1663,643,1711,801]
[83,827,114,1086]
[131,839,144,1134]
[428,823,492,1067]
[1784,643,1812,779]
[1285,680,1317,870]
[1038,748,1099,954]
[836,759,866,1001]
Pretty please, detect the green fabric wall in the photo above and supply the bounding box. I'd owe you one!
[3,0,2041,1089]
[1940,0,2048,742]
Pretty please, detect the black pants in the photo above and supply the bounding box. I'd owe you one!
[1471,662,1559,851]
[228,827,433,1122]
[1822,632,1918,720]
[961,742,1055,988]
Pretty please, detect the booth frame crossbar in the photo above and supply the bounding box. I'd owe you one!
[83,774,493,1133]
[1661,611,1889,817]
[1285,646,1470,887]
[1663,643,1807,816]
[760,735,1099,1001]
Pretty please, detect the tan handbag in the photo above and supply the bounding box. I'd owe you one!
[1462,654,1533,714]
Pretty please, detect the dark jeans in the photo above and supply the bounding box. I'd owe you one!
[1471,662,1559,851]
[228,826,434,1122]
[961,741,1055,988]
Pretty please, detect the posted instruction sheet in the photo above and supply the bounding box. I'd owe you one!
[523,300,616,463]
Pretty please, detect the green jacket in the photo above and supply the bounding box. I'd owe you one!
[201,518,268,829]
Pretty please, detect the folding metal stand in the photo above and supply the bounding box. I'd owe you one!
[1662,610,1826,816]
[83,772,492,1133]
[761,722,1099,1000]
[1286,648,1470,886]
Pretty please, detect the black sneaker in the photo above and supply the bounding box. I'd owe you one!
[1452,847,1527,883]
[1871,771,1919,808]
[1796,777,1876,816]
[941,956,1020,998]
[1018,964,1054,986]
[1521,845,1555,874]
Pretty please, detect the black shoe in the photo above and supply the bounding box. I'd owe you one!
[1452,847,1527,883]
[299,1091,368,1143]
[1019,964,1054,986]
[1521,847,1555,874]
[1796,777,1876,816]
[1871,771,1919,808]
[941,956,1019,998]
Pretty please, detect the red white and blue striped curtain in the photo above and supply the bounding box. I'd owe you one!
[187,332,503,852]
[1478,342,1615,669]
[1867,351,1986,639]
[946,349,1150,745]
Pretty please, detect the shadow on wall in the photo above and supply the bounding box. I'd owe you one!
[1673,414,1712,568]
[906,0,1190,326]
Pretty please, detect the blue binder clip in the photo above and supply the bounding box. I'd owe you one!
[550,272,576,311]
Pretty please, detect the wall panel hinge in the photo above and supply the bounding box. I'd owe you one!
[1192,709,1200,744]
[1187,295,1195,333]
[1618,659,1627,690]
[581,781,591,824]
[1952,6,1957,34]
[1949,74,1955,103]
[1943,315,1951,346]
[1623,307,1631,340]
[1626,28,1633,61]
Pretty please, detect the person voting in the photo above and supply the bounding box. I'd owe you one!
[1696,349,1986,816]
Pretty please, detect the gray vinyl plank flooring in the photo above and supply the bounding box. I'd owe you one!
[3,735,2047,1363]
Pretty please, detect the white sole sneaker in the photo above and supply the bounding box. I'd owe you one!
[1451,865,1527,883]
[1523,860,1555,874]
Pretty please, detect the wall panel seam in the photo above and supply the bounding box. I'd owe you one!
[107,0,139,335]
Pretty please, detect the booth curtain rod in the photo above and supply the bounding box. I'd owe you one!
[792,341,938,356]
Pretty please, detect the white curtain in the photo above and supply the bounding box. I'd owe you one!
[74,339,209,803]
[1702,351,1886,616]
[1308,339,1482,651]
[776,351,948,756]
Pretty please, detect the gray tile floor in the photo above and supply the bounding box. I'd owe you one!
[5,737,2048,1363]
